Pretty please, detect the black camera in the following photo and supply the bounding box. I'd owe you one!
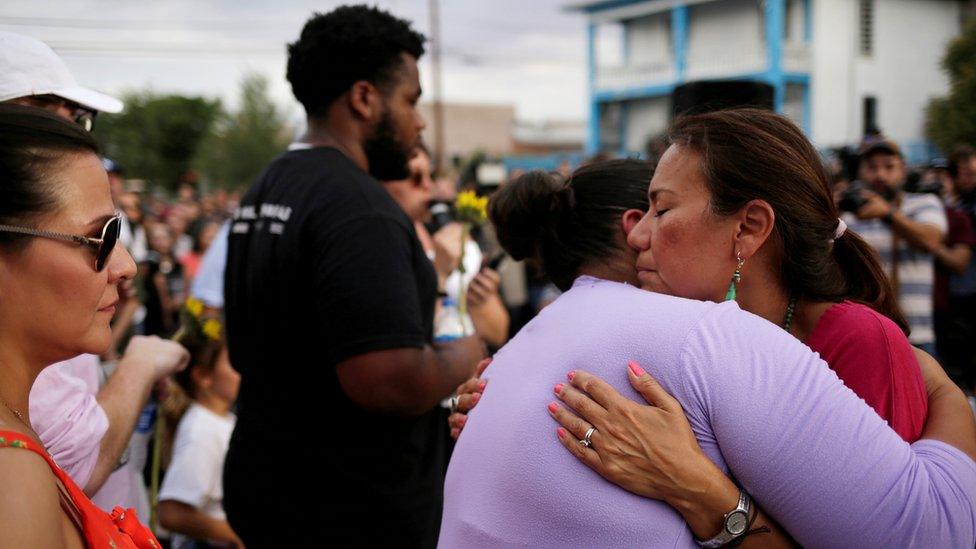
[838,180,869,213]
[427,200,456,234]
[902,170,942,196]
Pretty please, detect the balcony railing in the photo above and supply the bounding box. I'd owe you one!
[594,42,810,93]
[782,42,811,73]
[595,60,675,92]
[685,48,765,80]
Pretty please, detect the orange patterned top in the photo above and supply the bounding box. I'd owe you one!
[0,429,160,548]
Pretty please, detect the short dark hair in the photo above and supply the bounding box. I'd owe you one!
[287,5,426,117]
[0,104,100,246]
[490,159,651,291]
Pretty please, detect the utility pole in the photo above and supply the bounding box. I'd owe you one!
[429,0,446,170]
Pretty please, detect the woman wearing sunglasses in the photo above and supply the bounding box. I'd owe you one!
[0,105,161,548]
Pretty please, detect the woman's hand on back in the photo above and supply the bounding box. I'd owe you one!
[448,357,492,439]
[548,361,724,507]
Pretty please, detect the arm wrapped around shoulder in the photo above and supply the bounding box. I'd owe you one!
[677,303,976,548]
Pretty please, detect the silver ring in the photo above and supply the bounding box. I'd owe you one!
[450,396,460,414]
[580,427,596,448]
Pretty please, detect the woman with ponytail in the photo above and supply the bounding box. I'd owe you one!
[492,109,925,438]
[622,108,926,441]
[455,111,927,440]
[545,109,962,545]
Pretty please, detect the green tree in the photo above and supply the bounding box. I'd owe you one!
[926,18,976,152]
[197,74,292,189]
[95,93,223,191]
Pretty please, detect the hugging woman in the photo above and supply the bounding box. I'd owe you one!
[439,110,976,548]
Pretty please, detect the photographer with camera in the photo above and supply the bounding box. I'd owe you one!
[943,146,976,405]
[841,136,947,354]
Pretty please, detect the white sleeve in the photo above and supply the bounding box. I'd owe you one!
[159,414,222,508]
[909,193,948,233]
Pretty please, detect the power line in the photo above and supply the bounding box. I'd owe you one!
[0,15,294,31]
[45,41,283,57]
[43,40,579,67]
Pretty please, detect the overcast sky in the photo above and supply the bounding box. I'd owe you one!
[1,0,589,123]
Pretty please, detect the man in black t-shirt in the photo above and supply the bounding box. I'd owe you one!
[222,6,484,547]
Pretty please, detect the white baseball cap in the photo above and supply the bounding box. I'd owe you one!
[0,32,123,114]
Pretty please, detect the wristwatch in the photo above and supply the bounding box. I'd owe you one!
[694,490,752,548]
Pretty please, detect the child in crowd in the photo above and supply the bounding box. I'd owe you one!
[160,301,243,548]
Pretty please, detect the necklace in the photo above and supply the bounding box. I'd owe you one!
[0,397,29,429]
[782,294,798,332]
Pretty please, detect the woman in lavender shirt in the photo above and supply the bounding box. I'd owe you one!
[438,158,976,548]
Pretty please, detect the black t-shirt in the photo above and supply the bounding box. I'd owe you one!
[222,147,443,548]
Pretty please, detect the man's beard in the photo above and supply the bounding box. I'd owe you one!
[365,110,412,181]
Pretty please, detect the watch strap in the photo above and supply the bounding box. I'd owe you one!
[694,490,752,548]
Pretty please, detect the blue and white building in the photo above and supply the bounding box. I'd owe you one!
[568,0,970,163]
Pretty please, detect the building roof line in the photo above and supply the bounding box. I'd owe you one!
[565,0,717,19]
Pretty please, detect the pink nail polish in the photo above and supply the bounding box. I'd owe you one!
[459,415,467,426]
[554,383,564,394]
[548,402,558,413]
[557,428,567,438]
[567,371,575,381]
[628,361,646,377]
[478,381,487,391]
[470,393,481,404]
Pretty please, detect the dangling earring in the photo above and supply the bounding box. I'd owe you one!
[724,251,745,301]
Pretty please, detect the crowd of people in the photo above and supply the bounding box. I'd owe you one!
[0,3,975,548]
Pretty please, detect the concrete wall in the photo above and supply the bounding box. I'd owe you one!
[625,12,672,67]
[783,82,806,128]
[852,0,958,147]
[624,95,671,152]
[687,0,766,78]
[811,0,959,150]
[418,102,515,159]
[784,0,807,44]
[810,0,858,145]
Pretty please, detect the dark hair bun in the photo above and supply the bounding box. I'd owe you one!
[489,170,573,263]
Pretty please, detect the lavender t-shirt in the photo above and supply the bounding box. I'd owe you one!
[440,276,976,548]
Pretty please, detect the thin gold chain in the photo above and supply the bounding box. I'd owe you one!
[0,397,30,429]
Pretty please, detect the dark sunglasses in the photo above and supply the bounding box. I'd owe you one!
[23,94,98,132]
[0,213,123,271]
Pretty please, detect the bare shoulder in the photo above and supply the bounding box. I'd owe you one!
[0,440,68,547]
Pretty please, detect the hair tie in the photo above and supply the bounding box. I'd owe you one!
[832,218,847,241]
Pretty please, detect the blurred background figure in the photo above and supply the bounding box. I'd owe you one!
[384,144,510,351]
[943,146,976,409]
[840,137,947,355]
